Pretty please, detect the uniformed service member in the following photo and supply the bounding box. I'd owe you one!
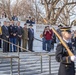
[22,23,28,51]
[56,27,75,75]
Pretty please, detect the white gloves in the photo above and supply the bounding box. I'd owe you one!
[70,56,76,62]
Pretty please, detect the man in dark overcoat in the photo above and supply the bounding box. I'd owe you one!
[2,21,9,52]
[28,24,34,52]
[17,21,23,52]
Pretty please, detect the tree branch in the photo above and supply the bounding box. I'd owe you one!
[49,0,60,15]
[55,2,76,21]
[47,0,51,4]
[52,0,60,5]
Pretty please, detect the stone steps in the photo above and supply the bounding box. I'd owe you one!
[0,52,76,75]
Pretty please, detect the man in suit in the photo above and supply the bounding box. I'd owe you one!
[28,24,34,52]
[22,23,28,51]
[17,21,23,52]
[2,21,9,52]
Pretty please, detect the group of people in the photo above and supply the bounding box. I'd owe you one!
[56,24,76,50]
[0,20,34,52]
[1,11,35,24]
[41,24,76,75]
[0,20,76,75]
[26,16,35,24]
[42,25,76,52]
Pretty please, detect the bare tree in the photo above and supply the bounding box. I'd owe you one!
[0,0,75,25]
[0,0,12,19]
[40,0,76,25]
[13,0,36,20]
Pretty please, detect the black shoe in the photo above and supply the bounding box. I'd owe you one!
[32,50,34,52]
[23,50,28,52]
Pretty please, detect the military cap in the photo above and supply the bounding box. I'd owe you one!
[60,27,71,33]
[29,24,33,26]
[29,16,31,18]
[58,24,63,27]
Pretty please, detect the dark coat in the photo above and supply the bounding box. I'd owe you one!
[2,25,9,52]
[12,16,18,21]
[2,25,9,39]
[28,28,34,51]
[8,25,13,38]
[26,20,32,24]
[12,26,18,38]
[56,43,75,75]
[72,37,76,47]
[17,26,23,39]
[28,28,34,40]
[56,28,62,36]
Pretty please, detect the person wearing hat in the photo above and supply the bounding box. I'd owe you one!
[56,24,63,43]
[28,24,34,52]
[22,23,28,51]
[56,27,75,75]
[26,16,32,24]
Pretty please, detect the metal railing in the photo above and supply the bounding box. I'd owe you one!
[28,52,56,75]
[0,56,20,75]
[0,38,57,75]
[39,53,55,75]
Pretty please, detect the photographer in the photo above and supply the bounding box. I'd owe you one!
[43,26,53,52]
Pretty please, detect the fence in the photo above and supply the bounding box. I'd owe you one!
[0,56,20,75]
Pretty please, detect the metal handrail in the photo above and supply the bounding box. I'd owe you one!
[0,52,56,75]
[0,37,43,53]
[40,53,55,75]
[0,56,20,75]
[23,52,55,74]
[0,37,57,75]
[0,38,31,56]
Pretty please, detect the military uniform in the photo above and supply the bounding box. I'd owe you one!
[56,27,75,75]
[12,25,18,52]
[22,27,28,51]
